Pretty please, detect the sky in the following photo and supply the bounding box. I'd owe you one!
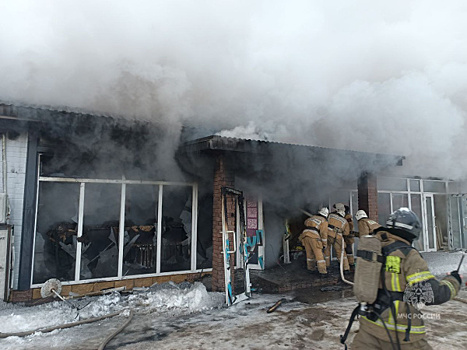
[1,1,467,179]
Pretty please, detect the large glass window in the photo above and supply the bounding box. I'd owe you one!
[123,185,159,276]
[197,193,213,269]
[161,185,192,273]
[33,179,199,286]
[411,194,424,251]
[449,196,462,249]
[378,193,391,225]
[425,196,436,250]
[379,177,407,191]
[392,193,408,211]
[410,179,420,192]
[33,182,80,284]
[423,181,446,193]
[81,183,121,279]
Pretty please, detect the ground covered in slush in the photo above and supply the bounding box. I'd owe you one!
[0,251,466,349]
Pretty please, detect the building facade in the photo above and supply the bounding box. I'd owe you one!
[1,103,466,302]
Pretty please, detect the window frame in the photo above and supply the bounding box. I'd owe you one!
[31,175,201,288]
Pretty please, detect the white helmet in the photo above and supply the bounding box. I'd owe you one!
[355,210,368,221]
[334,203,345,211]
[336,209,345,217]
[318,207,329,217]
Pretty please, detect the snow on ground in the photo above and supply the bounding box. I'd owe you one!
[422,250,466,276]
[0,251,466,349]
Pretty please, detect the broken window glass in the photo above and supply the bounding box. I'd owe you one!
[80,183,120,279]
[122,185,159,276]
[161,185,192,273]
[33,182,80,284]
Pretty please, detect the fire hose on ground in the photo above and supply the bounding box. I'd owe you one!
[97,309,134,350]
[340,235,354,286]
[0,278,134,349]
[0,309,132,339]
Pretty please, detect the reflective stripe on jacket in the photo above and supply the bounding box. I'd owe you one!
[300,215,328,243]
[327,213,349,238]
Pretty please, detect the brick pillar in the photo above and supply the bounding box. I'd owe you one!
[358,172,378,221]
[211,154,235,292]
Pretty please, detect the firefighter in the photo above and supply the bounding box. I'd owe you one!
[324,203,350,272]
[351,208,461,350]
[298,207,329,276]
[355,209,381,236]
[343,205,356,268]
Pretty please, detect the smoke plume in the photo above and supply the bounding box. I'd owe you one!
[1,1,467,180]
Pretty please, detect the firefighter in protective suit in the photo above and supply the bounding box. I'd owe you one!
[298,207,329,276]
[351,208,461,350]
[343,205,356,268]
[355,209,381,236]
[324,203,350,272]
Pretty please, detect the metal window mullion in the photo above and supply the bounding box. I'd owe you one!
[30,155,42,287]
[421,194,428,252]
[156,185,163,274]
[74,183,85,281]
[117,182,126,279]
[461,197,466,249]
[191,184,198,271]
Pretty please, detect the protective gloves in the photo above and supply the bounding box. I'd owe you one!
[450,270,462,285]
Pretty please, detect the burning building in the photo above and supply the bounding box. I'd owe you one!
[0,102,466,303]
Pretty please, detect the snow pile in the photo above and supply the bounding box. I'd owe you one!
[0,281,223,336]
[126,281,224,314]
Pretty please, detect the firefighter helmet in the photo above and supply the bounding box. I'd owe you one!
[355,210,368,221]
[318,207,329,217]
[386,207,422,240]
[334,203,345,211]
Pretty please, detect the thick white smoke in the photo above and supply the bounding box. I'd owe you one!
[1,1,467,179]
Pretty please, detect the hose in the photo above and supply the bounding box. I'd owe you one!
[0,310,124,338]
[340,235,354,286]
[454,296,467,304]
[98,309,134,350]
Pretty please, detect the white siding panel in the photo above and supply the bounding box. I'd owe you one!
[1,133,29,289]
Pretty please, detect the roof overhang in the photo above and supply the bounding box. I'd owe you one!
[180,134,404,167]
[177,135,405,208]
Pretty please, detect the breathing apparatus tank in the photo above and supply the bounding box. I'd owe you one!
[353,235,384,305]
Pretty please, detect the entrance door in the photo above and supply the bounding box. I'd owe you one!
[422,194,437,251]
[239,199,264,270]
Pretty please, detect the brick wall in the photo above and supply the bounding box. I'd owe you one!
[9,272,211,302]
[0,133,28,289]
[211,154,236,292]
[357,172,378,221]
